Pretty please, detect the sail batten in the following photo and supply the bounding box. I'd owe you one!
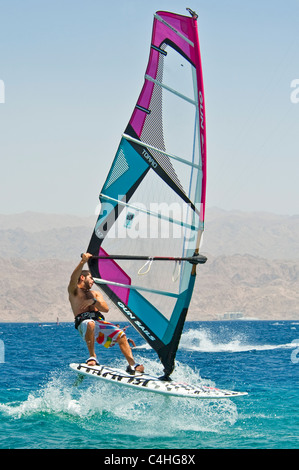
[99,193,199,231]
[93,278,179,298]
[87,9,207,377]
[145,74,198,106]
[122,133,200,169]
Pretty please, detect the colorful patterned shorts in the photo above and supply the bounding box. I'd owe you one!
[78,319,124,348]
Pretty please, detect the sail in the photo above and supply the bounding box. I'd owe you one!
[87,9,207,377]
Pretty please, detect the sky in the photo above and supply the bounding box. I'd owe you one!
[0,0,299,216]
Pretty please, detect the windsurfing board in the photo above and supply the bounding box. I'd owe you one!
[70,363,247,399]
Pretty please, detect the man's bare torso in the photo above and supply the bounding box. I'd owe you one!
[69,287,96,318]
[68,257,109,318]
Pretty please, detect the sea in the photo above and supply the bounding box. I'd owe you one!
[0,320,298,452]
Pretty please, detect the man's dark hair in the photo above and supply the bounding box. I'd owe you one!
[78,270,91,283]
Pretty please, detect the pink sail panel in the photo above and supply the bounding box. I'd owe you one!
[129,11,206,223]
[97,247,131,304]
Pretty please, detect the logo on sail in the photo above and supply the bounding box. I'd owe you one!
[142,149,158,168]
[117,302,156,341]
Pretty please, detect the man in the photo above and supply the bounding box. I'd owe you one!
[116,325,136,348]
[68,252,144,374]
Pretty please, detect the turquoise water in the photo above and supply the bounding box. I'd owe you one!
[0,321,298,449]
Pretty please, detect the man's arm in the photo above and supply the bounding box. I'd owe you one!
[68,253,92,295]
[90,289,109,313]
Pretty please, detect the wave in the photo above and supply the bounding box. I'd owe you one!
[179,329,299,353]
[133,328,298,353]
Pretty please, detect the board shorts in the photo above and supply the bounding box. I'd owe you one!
[78,318,125,349]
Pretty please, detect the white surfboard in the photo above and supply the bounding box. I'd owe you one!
[70,363,248,399]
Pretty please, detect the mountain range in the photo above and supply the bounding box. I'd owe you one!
[0,209,298,322]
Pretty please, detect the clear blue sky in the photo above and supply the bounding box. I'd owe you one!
[0,0,298,216]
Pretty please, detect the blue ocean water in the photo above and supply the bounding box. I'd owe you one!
[0,320,298,449]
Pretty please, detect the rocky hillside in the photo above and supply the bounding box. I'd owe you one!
[0,209,298,322]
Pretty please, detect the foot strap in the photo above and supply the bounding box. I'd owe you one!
[126,363,143,375]
[86,356,99,366]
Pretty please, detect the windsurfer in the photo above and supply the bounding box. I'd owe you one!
[68,253,144,373]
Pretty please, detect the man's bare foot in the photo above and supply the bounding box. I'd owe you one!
[86,356,99,366]
[126,363,144,374]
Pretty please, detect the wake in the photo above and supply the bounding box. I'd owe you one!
[179,328,299,353]
[0,361,238,435]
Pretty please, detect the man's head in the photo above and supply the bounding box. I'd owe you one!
[78,270,94,290]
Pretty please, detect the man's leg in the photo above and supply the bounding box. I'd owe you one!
[85,321,97,366]
[117,335,144,372]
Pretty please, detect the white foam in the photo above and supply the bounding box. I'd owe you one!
[0,362,238,435]
[179,328,298,353]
